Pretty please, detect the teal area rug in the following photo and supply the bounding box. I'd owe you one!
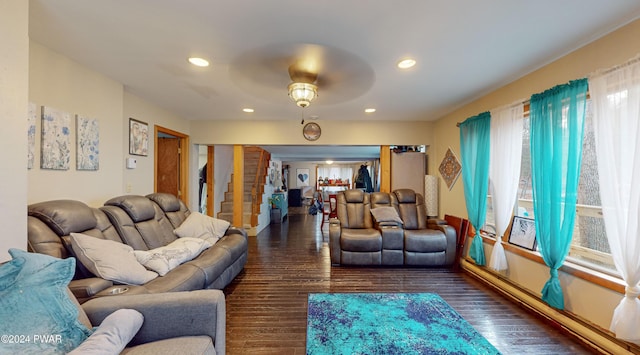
[307,293,501,355]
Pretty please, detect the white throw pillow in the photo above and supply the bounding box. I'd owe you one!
[70,233,158,285]
[133,237,212,276]
[68,309,144,355]
[174,212,230,245]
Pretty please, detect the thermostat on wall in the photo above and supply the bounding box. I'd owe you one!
[126,157,137,169]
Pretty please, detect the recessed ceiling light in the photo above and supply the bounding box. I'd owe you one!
[188,57,209,67]
[397,58,416,69]
[364,108,376,113]
[242,108,254,113]
[326,160,334,165]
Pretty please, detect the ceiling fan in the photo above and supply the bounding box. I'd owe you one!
[229,43,375,110]
[287,56,320,109]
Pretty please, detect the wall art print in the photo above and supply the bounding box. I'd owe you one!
[438,147,462,190]
[41,106,71,170]
[76,115,99,170]
[297,168,310,187]
[129,118,149,156]
[27,102,37,169]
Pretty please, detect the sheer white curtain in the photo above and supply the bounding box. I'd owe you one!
[488,102,524,271]
[317,165,353,182]
[590,56,640,343]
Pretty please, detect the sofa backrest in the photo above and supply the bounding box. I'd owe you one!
[394,189,427,230]
[370,191,398,210]
[28,199,123,278]
[28,200,123,255]
[101,195,179,250]
[336,189,373,229]
[146,192,191,229]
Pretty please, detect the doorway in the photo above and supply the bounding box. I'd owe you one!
[155,125,189,204]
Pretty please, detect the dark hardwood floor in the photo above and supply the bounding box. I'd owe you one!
[224,210,597,355]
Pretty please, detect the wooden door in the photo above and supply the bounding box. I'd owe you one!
[157,137,180,197]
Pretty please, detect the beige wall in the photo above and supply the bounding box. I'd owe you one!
[190,119,435,146]
[123,92,191,198]
[0,0,29,261]
[433,18,640,330]
[28,43,192,208]
[28,41,124,206]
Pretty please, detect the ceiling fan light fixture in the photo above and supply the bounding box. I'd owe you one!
[288,82,318,108]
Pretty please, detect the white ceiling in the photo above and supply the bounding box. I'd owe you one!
[28,1,640,161]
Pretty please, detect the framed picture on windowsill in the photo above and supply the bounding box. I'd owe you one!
[129,118,149,156]
[508,216,537,251]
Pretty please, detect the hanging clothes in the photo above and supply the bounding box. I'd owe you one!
[198,164,207,212]
[355,164,373,192]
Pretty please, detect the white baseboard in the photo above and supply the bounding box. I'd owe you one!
[461,259,635,354]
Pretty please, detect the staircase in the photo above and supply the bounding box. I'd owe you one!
[217,146,270,236]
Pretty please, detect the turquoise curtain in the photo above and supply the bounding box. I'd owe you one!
[459,112,491,266]
[529,78,588,309]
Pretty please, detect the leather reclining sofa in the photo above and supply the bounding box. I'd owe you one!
[27,192,248,303]
[329,189,457,266]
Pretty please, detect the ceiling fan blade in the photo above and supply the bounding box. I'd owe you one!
[287,44,329,83]
[229,42,374,104]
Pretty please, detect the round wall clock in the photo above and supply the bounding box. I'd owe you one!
[303,122,321,141]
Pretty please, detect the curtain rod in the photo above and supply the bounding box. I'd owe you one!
[456,99,530,127]
[592,55,640,77]
[455,55,640,128]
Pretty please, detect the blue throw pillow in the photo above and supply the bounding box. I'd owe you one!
[0,249,93,354]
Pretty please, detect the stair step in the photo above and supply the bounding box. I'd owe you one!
[228,183,263,190]
[217,212,252,225]
[224,191,254,202]
[217,147,271,228]
[220,201,253,213]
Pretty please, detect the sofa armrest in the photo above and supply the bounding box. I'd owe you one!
[69,278,113,302]
[227,226,247,239]
[81,290,225,352]
[427,218,447,226]
[374,221,402,229]
[428,223,458,265]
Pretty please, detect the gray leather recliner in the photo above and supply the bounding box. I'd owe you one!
[394,189,457,266]
[329,189,382,265]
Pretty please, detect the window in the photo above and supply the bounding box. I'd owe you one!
[317,166,353,181]
[515,101,615,273]
[482,194,496,237]
[317,165,354,202]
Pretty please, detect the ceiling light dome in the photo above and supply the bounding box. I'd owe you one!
[288,82,318,108]
[397,58,416,69]
[188,57,209,67]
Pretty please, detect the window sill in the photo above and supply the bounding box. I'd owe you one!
[476,234,626,295]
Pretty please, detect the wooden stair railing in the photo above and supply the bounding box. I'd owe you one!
[248,147,270,227]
